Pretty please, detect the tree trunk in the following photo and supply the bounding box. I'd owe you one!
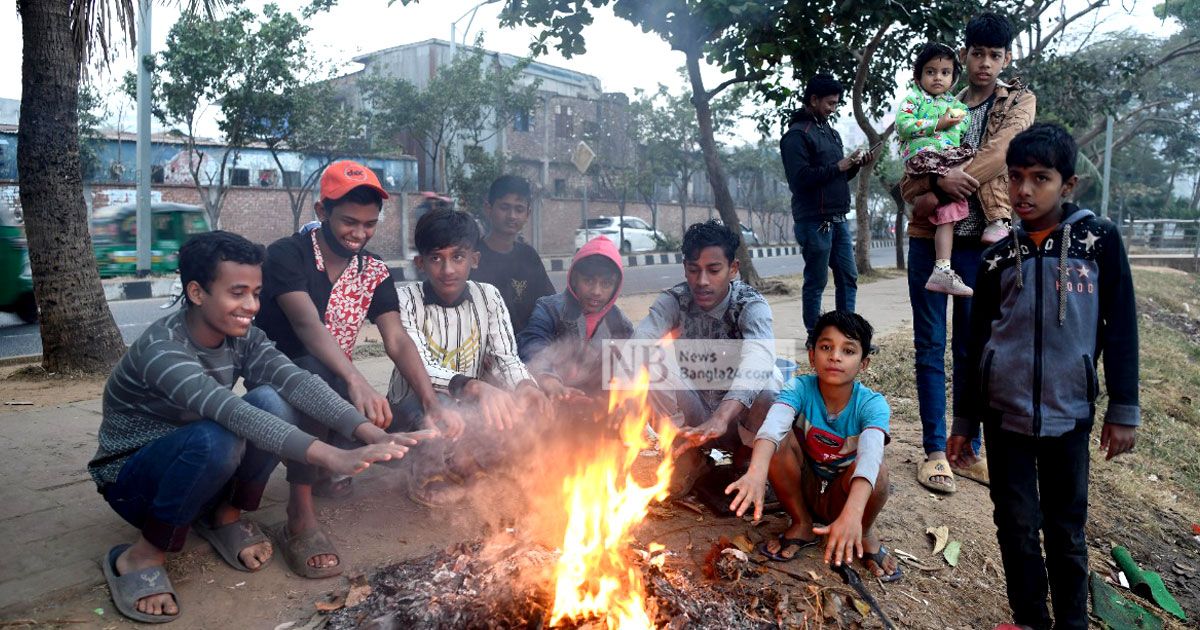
[853,172,873,274]
[889,182,906,270]
[683,49,762,286]
[18,0,126,372]
[848,26,894,277]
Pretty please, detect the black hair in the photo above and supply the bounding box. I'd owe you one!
[487,175,532,205]
[806,310,875,354]
[414,209,480,255]
[1006,123,1078,180]
[803,73,843,108]
[322,185,384,213]
[682,219,740,263]
[572,254,620,281]
[179,231,265,308]
[965,12,1015,51]
[913,42,962,84]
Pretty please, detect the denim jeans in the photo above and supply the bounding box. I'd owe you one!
[985,423,1091,630]
[102,386,287,552]
[907,236,983,455]
[793,217,858,333]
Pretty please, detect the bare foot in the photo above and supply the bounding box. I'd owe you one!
[115,539,178,617]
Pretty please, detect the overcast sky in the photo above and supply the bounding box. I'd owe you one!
[0,0,1171,145]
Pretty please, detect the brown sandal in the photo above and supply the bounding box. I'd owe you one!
[270,524,343,579]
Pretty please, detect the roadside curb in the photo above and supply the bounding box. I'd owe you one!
[98,240,898,300]
[0,353,39,368]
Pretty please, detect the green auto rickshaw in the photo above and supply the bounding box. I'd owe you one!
[92,203,210,277]
[0,199,36,323]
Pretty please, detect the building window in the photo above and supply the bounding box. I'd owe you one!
[230,168,250,187]
[282,170,301,188]
[513,109,531,132]
[555,104,574,138]
[257,169,278,187]
[583,120,599,136]
[554,178,567,197]
[151,165,165,184]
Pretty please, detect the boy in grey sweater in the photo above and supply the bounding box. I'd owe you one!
[90,231,419,624]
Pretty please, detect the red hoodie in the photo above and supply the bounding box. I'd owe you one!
[569,236,625,339]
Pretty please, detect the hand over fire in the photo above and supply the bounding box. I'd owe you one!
[725,470,767,521]
[674,417,730,454]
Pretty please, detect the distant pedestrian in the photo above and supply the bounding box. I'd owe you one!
[780,74,873,334]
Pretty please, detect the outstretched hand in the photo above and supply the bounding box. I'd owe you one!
[725,471,767,521]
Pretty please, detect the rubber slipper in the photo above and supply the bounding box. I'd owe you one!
[101,544,180,624]
[758,534,818,562]
[312,476,354,499]
[952,457,990,486]
[194,518,271,572]
[407,473,467,508]
[917,458,957,494]
[861,545,903,583]
[269,524,343,579]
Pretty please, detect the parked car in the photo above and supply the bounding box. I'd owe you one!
[740,224,761,246]
[0,200,36,323]
[92,203,209,277]
[575,216,665,253]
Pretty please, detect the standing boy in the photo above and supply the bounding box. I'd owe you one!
[255,160,462,574]
[635,220,778,494]
[91,232,414,624]
[902,12,1037,494]
[389,209,551,506]
[725,311,899,581]
[518,235,633,401]
[470,175,556,334]
[950,124,1139,630]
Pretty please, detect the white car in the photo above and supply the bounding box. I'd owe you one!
[575,216,664,253]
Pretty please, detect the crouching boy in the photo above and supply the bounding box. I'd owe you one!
[388,209,551,506]
[90,231,417,624]
[726,311,899,580]
[517,235,633,403]
[950,123,1139,630]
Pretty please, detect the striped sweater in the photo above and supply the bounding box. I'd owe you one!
[88,310,368,490]
[388,281,533,402]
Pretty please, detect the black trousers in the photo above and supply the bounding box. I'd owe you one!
[984,422,1091,630]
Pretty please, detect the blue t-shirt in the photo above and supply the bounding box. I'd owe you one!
[770,374,890,479]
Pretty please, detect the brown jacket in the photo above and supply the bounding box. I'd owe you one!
[902,79,1036,238]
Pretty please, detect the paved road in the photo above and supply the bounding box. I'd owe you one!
[0,247,898,358]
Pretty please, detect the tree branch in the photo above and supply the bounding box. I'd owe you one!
[850,24,890,143]
[1076,100,1167,146]
[1027,0,1108,58]
[705,71,768,101]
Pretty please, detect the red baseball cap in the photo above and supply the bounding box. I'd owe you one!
[320,160,390,200]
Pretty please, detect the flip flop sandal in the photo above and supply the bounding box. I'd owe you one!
[917,458,957,494]
[952,457,990,486]
[407,473,467,509]
[270,524,343,579]
[101,544,181,624]
[312,476,354,499]
[861,546,903,583]
[194,518,272,572]
[758,534,819,562]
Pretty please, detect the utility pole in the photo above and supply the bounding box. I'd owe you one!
[135,0,152,276]
[1100,115,1114,219]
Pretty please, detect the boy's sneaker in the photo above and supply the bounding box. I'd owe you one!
[925,267,974,297]
[982,221,1010,245]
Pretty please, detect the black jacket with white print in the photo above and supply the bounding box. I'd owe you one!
[957,205,1139,440]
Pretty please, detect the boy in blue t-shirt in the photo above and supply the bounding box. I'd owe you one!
[726,311,900,581]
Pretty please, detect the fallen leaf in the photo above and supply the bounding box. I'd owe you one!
[851,596,872,618]
[721,548,749,562]
[808,570,820,581]
[1191,523,1200,535]
[314,593,346,612]
[344,574,372,608]
[926,525,949,555]
[93,608,105,616]
[943,541,962,567]
[731,534,755,553]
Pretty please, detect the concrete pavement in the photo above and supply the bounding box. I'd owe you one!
[0,275,913,618]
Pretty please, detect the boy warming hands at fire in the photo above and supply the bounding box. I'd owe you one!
[725,311,901,582]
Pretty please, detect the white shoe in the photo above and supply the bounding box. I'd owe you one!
[981,221,1010,245]
[925,267,974,296]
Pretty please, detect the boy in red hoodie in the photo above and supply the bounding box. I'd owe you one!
[517,236,633,401]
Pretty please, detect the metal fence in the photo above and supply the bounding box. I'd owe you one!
[1119,219,1200,271]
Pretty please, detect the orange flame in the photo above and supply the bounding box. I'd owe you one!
[550,368,678,629]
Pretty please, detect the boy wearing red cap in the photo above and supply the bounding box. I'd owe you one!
[256,160,463,578]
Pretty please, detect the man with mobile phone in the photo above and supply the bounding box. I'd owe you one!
[780,74,876,335]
